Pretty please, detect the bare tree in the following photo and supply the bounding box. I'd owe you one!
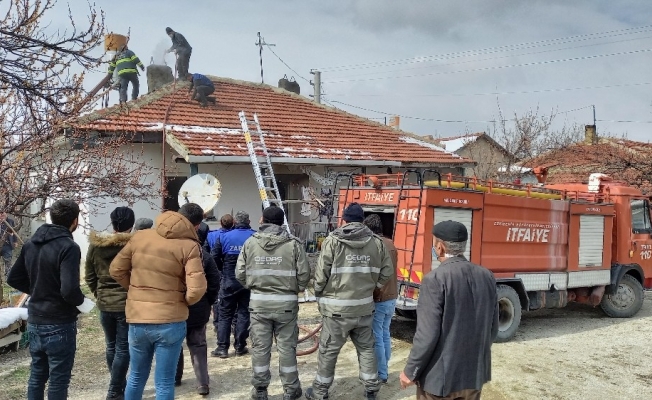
[486,104,584,181]
[0,0,158,233]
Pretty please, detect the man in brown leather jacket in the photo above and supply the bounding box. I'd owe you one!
[363,214,398,384]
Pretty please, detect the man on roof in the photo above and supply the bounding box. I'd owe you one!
[166,27,192,79]
[187,73,216,108]
[107,44,145,104]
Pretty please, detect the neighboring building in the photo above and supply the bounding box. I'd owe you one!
[430,132,513,179]
[67,75,473,257]
[520,125,652,193]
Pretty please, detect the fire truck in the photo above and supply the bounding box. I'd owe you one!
[333,170,652,342]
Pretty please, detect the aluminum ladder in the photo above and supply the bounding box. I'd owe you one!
[238,111,290,232]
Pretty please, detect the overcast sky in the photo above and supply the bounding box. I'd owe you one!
[52,0,652,141]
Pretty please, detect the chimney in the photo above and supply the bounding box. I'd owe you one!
[146,64,174,93]
[584,124,597,145]
[388,115,400,130]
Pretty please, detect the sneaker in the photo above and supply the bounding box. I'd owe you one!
[174,380,182,387]
[305,387,328,400]
[283,388,303,400]
[212,349,229,358]
[106,395,124,400]
[380,378,388,384]
[197,386,209,396]
[235,347,249,356]
[252,387,268,400]
[364,391,377,399]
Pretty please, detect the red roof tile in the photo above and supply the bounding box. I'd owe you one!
[71,77,469,165]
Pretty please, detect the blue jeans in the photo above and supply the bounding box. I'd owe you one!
[100,311,130,398]
[27,322,77,400]
[125,322,186,400]
[372,299,396,380]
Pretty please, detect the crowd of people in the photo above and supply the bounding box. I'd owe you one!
[5,198,499,400]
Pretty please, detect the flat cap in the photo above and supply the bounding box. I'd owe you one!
[432,220,468,242]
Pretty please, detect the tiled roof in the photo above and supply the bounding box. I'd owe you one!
[521,138,652,193]
[70,77,470,166]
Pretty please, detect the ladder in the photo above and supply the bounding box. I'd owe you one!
[238,111,290,232]
[392,169,441,308]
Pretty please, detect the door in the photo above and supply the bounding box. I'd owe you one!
[630,199,652,283]
[431,207,473,270]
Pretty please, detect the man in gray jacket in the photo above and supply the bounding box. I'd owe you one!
[306,203,393,400]
[236,206,310,400]
[400,220,498,400]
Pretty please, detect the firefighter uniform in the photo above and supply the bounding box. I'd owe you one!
[211,221,256,356]
[307,203,393,400]
[236,209,310,400]
[107,47,145,103]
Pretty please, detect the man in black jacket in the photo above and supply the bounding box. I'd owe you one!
[165,27,192,79]
[175,203,220,396]
[400,220,498,400]
[8,199,87,400]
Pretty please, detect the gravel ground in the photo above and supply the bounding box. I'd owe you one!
[2,293,652,399]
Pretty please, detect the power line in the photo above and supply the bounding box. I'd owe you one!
[558,105,594,115]
[597,119,652,123]
[323,48,652,84]
[265,44,310,83]
[318,24,652,72]
[329,34,652,79]
[323,81,652,98]
[328,100,495,124]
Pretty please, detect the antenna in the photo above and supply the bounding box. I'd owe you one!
[177,173,222,213]
[255,32,275,84]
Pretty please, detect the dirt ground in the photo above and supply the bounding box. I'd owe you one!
[2,293,652,400]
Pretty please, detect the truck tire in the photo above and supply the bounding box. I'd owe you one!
[600,274,644,318]
[495,284,522,343]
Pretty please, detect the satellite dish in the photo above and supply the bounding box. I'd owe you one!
[178,173,222,212]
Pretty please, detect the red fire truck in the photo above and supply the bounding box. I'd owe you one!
[333,170,652,342]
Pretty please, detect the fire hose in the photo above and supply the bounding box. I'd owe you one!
[297,320,322,356]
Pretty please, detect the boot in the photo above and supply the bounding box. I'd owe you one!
[364,391,378,399]
[305,387,328,399]
[252,387,268,400]
[235,347,249,356]
[212,348,229,358]
[283,387,303,400]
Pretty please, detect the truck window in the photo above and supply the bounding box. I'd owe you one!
[631,199,652,234]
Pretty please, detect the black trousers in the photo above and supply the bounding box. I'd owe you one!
[118,72,139,102]
[217,286,250,352]
[193,85,215,106]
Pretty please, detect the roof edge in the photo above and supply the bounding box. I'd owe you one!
[186,155,401,167]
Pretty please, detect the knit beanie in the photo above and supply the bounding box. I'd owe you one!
[165,27,173,34]
[262,206,285,226]
[342,203,364,223]
[110,207,135,233]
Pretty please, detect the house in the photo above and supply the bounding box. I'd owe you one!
[429,132,513,179]
[67,75,473,257]
[520,125,652,193]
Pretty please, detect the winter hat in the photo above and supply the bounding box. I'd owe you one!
[263,206,285,226]
[342,203,364,223]
[432,220,468,242]
[110,207,135,233]
[133,218,154,232]
[165,27,173,34]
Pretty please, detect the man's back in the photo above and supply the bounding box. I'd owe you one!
[406,256,498,396]
[236,224,310,313]
[218,226,255,280]
[8,224,84,324]
[110,211,206,324]
[315,222,392,318]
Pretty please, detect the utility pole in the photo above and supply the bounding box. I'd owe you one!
[310,69,321,104]
[592,104,596,126]
[255,32,275,84]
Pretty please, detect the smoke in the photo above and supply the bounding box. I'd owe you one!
[151,39,171,66]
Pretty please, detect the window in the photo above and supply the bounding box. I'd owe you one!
[631,199,652,234]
